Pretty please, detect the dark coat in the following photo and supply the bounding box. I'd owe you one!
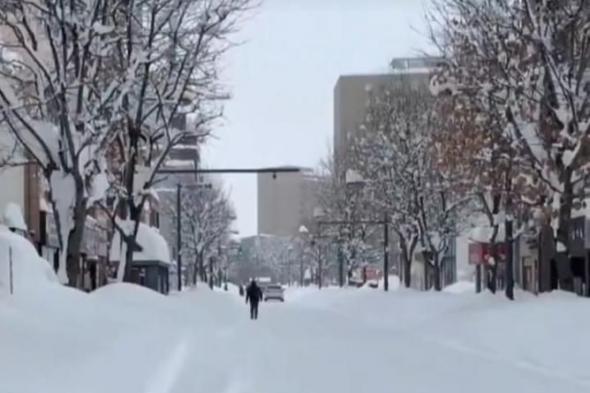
[245,282,263,304]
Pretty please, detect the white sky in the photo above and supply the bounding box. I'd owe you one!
[202,0,432,237]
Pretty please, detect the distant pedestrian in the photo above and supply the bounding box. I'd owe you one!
[245,279,263,320]
[239,285,244,296]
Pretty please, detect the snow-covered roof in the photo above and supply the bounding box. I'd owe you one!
[109,222,171,264]
[3,203,27,231]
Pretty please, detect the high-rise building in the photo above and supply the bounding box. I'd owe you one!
[333,57,440,174]
[257,168,322,238]
[332,57,445,285]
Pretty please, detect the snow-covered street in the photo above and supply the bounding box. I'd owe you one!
[1,281,590,393]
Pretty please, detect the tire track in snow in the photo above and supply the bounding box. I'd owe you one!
[143,334,190,393]
[425,337,590,390]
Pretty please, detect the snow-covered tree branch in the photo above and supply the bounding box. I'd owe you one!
[166,180,235,286]
[351,76,466,290]
[102,0,251,281]
[430,0,590,261]
[0,0,123,285]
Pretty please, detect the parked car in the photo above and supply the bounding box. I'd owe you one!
[263,284,285,302]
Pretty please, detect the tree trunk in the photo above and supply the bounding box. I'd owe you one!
[198,252,205,282]
[66,183,87,288]
[505,217,514,300]
[192,258,198,286]
[557,171,574,261]
[504,164,516,300]
[208,257,214,289]
[422,250,430,290]
[123,241,134,283]
[399,236,414,288]
[433,259,442,291]
[487,246,498,294]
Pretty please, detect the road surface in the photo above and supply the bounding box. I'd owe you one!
[155,289,586,393]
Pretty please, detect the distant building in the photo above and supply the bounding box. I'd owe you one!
[257,168,322,238]
[333,57,440,176]
[230,234,293,284]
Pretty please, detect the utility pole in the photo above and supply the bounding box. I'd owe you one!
[176,183,182,291]
[209,256,214,289]
[300,251,304,286]
[338,239,344,287]
[318,242,323,289]
[383,215,389,292]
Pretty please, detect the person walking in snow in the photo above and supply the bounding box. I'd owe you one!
[245,279,263,320]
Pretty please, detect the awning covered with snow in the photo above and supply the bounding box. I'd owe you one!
[109,222,171,266]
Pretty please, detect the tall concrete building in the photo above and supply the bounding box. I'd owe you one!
[257,168,322,238]
[333,57,440,173]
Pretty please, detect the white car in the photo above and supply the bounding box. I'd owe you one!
[263,284,285,302]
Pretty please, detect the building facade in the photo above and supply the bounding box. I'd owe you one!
[333,57,440,176]
[257,168,321,238]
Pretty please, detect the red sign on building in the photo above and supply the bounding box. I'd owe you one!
[468,243,507,265]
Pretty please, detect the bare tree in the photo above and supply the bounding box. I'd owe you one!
[0,0,125,285]
[315,152,377,286]
[166,180,235,286]
[352,77,467,290]
[430,0,590,287]
[102,0,251,281]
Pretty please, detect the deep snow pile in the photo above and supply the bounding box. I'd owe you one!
[0,225,58,295]
[109,221,171,264]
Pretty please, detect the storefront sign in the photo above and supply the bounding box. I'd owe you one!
[468,242,507,265]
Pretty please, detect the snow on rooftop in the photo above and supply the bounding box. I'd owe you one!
[109,222,171,264]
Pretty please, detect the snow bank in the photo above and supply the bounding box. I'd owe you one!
[2,274,590,392]
[109,222,171,263]
[92,282,166,303]
[0,225,58,294]
[443,280,475,294]
[3,203,27,231]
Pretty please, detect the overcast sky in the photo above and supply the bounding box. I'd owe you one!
[202,0,432,237]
